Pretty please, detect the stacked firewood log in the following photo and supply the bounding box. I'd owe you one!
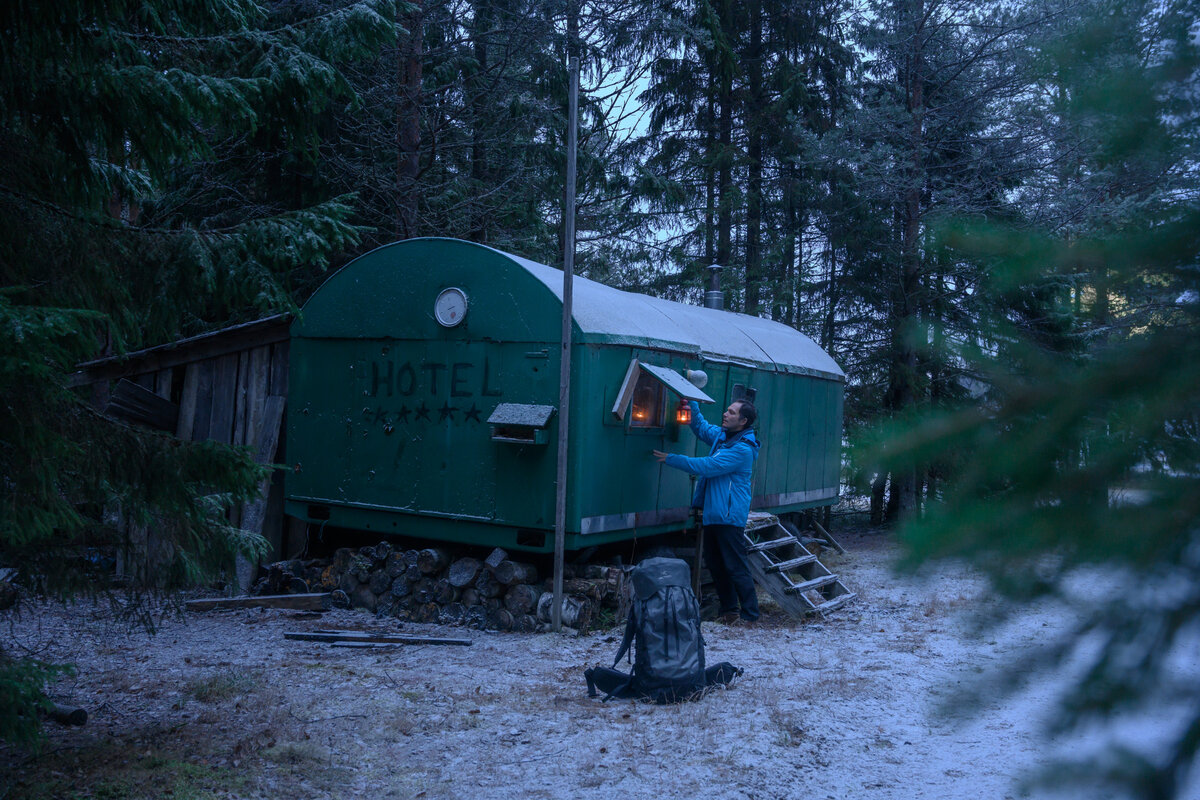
[250,542,627,632]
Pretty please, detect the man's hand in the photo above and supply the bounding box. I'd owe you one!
[652,450,669,462]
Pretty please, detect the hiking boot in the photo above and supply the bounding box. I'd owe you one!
[718,612,740,624]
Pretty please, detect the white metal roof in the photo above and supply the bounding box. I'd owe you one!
[506,251,845,381]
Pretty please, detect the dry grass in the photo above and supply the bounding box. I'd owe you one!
[769,706,807,746]
[921,592,976,618]
[4,526,1057,800]
[183,667,261,702]
[262,739,333,764]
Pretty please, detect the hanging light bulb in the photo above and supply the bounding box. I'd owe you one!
[675,399,692,425]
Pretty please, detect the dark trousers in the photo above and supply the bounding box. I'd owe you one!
[704,523,760,621]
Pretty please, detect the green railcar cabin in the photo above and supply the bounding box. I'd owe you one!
[285,238,844,553]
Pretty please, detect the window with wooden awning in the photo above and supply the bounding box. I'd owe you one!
[611,359,715,429]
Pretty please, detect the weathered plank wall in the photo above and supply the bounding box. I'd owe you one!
[72,316,296,586]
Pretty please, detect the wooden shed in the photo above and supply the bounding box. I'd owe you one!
[70,315,297,575]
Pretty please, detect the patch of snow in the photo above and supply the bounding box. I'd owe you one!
[6,530,1191,798]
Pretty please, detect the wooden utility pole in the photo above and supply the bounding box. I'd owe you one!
[397,0,424,239]
[553,4,580,632]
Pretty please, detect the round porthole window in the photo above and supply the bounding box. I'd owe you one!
[434,287,468,327]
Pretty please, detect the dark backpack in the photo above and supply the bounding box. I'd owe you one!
[585,557,741,704]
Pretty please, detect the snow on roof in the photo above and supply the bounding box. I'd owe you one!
[505,250,844,380]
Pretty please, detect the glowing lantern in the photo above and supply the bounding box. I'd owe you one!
[675,399,692,425]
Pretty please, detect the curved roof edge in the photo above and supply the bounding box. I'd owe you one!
[492,245,844,381]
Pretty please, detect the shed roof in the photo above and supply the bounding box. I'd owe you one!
[502,249,844,381]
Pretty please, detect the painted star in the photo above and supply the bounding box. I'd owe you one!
[414,402,430,421]
[463,403,482,423]
[396,404,411,423]
[438,402,458,422]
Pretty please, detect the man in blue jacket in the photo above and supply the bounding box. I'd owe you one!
[654,399,761,623]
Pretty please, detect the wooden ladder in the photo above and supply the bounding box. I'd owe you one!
[743,512,855,618]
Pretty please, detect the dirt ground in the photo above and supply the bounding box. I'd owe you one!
[1,525,1076,800]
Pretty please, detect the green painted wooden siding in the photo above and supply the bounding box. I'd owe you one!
[285,238,844,552]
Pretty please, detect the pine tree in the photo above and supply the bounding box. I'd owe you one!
[0,0,395,744]
[847,0,1050,520]
[886,0,1200,793]
[630,0,855,309]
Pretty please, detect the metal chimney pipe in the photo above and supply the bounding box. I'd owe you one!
[704,264,725,310]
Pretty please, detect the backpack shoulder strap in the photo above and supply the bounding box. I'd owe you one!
[612,608,637,668]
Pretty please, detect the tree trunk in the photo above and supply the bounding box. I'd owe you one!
[488,606,515,631]
[887,0,927,520]
[434,578,459,605]
[870,472,887,526]
[885,473,902,522]
[448,557,482,588]
[465,605,487,629]
[350,583,377,613]
[475,569,503,598]
[441,602,467,625]
[376,590,397,616]
[503,583,540,615]
[493,560,537,586]
[704,85,717,266]
[412,577,435,604]
[561,578,603,603]
[417,547,450,575]
[536,591,592,629]
[715,0,735,274]
[368,570,392,596]
[744,0,764,314]
[366,541,393,566]
[413,602,440,624]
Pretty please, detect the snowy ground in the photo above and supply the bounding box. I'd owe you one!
[0,526,1115,799]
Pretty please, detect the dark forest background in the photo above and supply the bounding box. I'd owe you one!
[2,0,1198,794]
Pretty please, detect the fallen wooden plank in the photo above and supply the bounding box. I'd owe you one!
[284,631,472,646]
[186,593,332,612]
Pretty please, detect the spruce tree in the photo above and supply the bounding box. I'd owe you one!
[0,0,395,744]
[886,0,1200,793]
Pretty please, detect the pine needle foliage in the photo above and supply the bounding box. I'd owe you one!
[879,0,1200,795]
[0,0,396,746]
[0,657,72,749]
